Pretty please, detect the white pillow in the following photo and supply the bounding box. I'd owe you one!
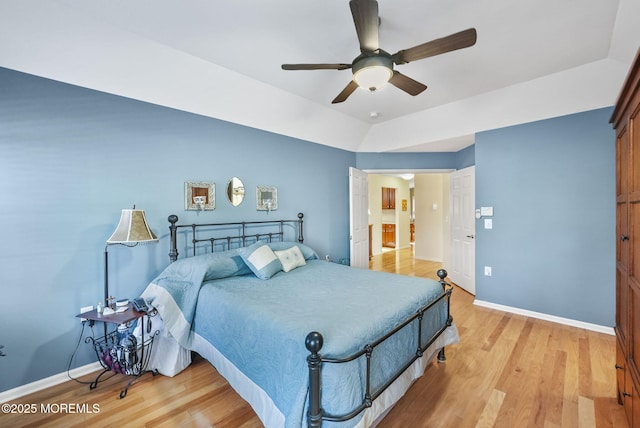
[274,246,307,272]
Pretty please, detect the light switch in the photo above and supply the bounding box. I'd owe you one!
[484,218,493,229]
[480,206,494,216]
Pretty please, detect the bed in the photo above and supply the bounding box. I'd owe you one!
[140,213,459,428]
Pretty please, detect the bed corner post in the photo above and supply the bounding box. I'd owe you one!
[437,268,452,309]
[298,212,304,244]
[168,215,179,262]
[437,268,451,363]
[306,331,323,428]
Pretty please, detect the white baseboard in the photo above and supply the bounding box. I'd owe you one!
[0,361,102,404]
[473,299,615,335]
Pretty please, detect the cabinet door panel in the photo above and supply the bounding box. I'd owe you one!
[631,107,640,193]
[635,383,640,428]
[625,366,634,425]
[617,339,626,404]
[630,283,640,382]
[618,202,629,270]
[618,270,630,344]
[381,187,396,209]
[618,128,629,198]
[631,202,640,287]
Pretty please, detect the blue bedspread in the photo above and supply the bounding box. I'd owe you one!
[142,244,450,428]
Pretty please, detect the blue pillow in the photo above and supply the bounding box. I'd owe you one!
[201,249,253,280]
[240,241,282,280]
[160,248,253,283]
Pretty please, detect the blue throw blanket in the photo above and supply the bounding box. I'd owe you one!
[142,247,250,349]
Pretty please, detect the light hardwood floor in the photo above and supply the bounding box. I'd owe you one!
[2,248,627,427]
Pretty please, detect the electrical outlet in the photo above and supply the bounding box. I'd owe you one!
[484,266,492,277]
[79,305,93,322]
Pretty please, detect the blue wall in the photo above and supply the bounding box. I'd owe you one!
[356,144,474,171]
[0,68,355,392]
[0,66,616,394]
[475,107,616,326]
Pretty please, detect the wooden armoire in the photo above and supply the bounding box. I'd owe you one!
[612,47,640,427]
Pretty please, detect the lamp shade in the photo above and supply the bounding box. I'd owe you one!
[106,209,158,244]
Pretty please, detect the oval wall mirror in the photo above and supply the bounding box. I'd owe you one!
[226,176,245,207]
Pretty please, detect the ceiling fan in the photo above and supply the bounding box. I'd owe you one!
[281,0,477,104]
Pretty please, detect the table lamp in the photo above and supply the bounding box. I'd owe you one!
[104,206,158,307]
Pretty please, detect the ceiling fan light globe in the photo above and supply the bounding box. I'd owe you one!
[354,65,392,91]
[352,55,393,92]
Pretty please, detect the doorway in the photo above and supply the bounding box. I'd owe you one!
[367,173,413,257]
[354,168,475,292]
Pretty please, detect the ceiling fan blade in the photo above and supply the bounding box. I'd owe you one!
[332,80,359,104]
[389,71,427,96]
[282,63,352,71]
[349,0,379,53]
[393,28,477,64]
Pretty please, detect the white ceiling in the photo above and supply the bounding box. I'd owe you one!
[1,0,639,152]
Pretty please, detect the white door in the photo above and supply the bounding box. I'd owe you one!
[349,167,369,268]
[449,166,476,294]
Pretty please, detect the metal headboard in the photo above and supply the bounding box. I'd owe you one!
[168,213,304,262]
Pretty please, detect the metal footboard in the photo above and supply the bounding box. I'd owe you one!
[305,269,453,428]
